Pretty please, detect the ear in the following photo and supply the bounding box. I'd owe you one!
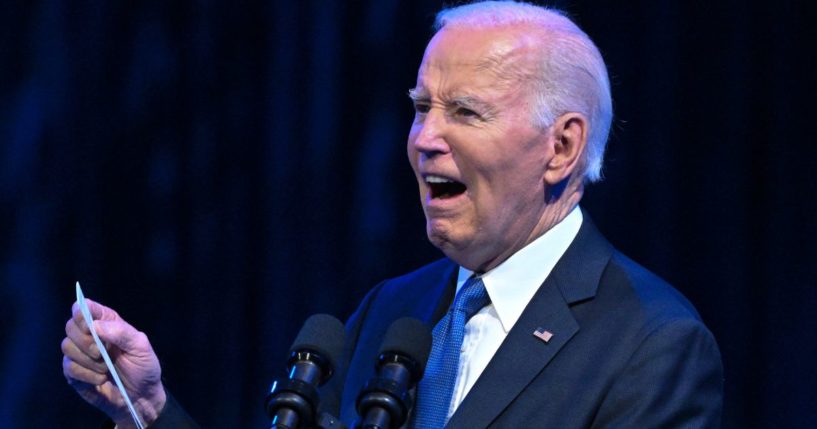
[544,112,588,185]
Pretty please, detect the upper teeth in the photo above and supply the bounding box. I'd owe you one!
[426,175,454,184]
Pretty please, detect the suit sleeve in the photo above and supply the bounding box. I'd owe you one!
[147,391,200,429]
[99,389,199,429]
[591,317,724,429]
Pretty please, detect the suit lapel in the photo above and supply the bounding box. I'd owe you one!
[446,214,613,428]
[447,278,579,428]
[411,260,458,325]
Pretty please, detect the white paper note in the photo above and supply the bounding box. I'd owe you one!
[76,281,145,429]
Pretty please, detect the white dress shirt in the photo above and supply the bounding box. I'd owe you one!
[445,207,583,419]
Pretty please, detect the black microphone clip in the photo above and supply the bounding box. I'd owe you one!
[266,350,327,428]
[355,318,432,429]
[265,314,347,429]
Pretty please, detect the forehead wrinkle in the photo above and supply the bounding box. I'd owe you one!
[421,57,506,99]
[431,81,497,114]
[414,62,471,104]
[414,31,540,108]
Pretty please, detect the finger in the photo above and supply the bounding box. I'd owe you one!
[85,298,121,321]
[65,374,96,396]
[65,317,102,360]
[61,337,108,373]
[70,301,92,335]
[94,319,147,354]
[63,355,108,386]
[72,298,120,327]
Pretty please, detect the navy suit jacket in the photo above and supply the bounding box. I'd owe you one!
[323,216,724,428]
[149,215,723,428]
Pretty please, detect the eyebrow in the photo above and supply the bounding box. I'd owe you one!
[408,88,493,112]
[450,95,492,111]
[407,87,428,101]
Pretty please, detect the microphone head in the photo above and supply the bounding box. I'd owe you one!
[289,313,346,382]
[377,317,432,381]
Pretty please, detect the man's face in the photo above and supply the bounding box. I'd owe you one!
[408,25,556,272]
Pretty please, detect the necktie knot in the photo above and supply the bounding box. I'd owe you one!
[452,276,490,320]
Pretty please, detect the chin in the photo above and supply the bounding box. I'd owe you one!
[426,225,471,267]
[426,225,449,251]
[428,230,500,272]
[427,221,456,251]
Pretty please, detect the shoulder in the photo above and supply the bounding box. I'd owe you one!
[350,257,456,325]
[376,258,456,297]
[561,213,705,332]
[588,252,724,428]
[575,247,722,385]
[560,246,724,427]
[562,235,721,372]
[600,250,704,328]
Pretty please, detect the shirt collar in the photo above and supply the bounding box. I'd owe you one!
[457,206,583,333]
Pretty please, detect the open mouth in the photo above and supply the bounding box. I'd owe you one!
[425,175,467,199]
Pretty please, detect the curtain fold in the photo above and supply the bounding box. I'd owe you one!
[1,1,815,427]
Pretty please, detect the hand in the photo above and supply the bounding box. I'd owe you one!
[62,299,167,428]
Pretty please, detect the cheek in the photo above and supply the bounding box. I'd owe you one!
[406,128,421,163]
[475,166,544,216]
[406,143,418,170]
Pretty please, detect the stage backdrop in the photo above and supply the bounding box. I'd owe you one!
[1,0,815,428]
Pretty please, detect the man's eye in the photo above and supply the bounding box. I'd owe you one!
[414,103,430,114]
[456,107,479,118]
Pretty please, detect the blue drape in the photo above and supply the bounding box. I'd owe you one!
[1,1,815,427]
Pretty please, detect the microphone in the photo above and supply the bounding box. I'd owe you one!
[355,318,432,429]
[265,314,346,429]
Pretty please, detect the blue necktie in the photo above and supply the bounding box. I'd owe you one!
[411,276,490,428]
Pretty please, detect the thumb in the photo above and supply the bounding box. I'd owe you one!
[94,319,142,353]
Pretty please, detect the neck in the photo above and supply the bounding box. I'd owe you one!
[473,181,583,272]
[531,181,584,244]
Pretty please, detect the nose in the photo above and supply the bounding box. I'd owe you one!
[410,110,450,157]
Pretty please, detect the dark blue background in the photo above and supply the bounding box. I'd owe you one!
[2,1,815,427]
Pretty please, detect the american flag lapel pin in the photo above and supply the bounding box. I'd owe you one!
[533,327,553,343]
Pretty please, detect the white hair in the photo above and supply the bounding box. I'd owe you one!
[434,1,613,182]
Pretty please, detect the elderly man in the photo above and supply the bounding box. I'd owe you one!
[62,2,723,428]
